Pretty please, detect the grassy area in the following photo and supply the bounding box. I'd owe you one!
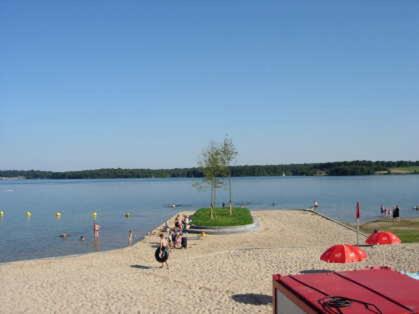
[360,218,419,243]
[192,207,253,227]
[389,166,419,174]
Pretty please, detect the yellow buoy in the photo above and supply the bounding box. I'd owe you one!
[91,211,98,219]
[25,210,32,217]
[55,211,62,216]
[0,210,4,217]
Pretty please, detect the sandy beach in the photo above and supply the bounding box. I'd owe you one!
[1,209,418,314]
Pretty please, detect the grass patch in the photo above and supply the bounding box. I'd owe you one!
[360,218,419,243]
[192,207,253,227]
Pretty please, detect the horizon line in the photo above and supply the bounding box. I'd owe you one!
[2,159,419,173]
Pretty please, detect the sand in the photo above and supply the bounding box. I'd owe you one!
[1,210,418,314]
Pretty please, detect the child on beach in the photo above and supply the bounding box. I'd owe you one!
[175,232,182,249]
[158,233,169,269]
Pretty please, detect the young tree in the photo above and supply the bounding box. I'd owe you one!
[221,136,238,215]
[197,142,228,219]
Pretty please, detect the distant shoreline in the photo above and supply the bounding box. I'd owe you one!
[1,160,419,179]
[1,173,419,181]
[2,173,419,181]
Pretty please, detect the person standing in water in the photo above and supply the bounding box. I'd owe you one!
[93,222,100,240]
[128,229,133,245]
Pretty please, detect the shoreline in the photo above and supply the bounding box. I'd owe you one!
[2,172,419,181]
[1,209,418,313]
[1,208,418,266]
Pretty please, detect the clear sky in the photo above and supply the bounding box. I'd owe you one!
[1,1,419,171]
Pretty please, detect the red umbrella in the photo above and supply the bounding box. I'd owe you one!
[366,231,401,245]
[320,244,367,263]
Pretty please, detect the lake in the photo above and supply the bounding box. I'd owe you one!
[1,175,418,263]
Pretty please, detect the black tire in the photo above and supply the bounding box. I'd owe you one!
[181,237,188,249]
[155,247,169,263]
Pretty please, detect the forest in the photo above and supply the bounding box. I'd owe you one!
[1,161,419,179]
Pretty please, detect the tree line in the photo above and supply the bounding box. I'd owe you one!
[1,160,419,179]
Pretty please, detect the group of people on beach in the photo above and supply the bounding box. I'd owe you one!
[157,214,192,269]
[380,204,400,220]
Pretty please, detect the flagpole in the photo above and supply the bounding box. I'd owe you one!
[355,201,360,246]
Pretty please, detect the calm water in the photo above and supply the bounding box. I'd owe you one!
[1,176,419,263]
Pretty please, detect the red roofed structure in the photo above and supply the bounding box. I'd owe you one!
[273,267,419,313]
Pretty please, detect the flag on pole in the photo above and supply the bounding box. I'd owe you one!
[355,201,360,245]
[356,201,361,219]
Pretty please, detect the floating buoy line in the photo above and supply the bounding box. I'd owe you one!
[0,210,141,220]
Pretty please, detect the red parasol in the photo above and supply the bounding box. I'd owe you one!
[366,231,401,245]
[320,244,367,263]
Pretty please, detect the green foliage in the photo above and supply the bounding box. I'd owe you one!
[221,136,238,168]
[221,136,238,215]
[199,142,228,182]
[2,160,419,179]
[192,207,253,227]
[196,141,231,218]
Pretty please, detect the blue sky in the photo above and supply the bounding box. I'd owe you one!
[1,1,419,171]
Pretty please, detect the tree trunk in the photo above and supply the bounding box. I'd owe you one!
[229,174,233,215]
[210,178,215,219]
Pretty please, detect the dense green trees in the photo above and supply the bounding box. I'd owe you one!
[1,160,419,179]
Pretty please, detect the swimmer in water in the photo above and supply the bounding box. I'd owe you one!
[59,233,69,239]
[79,235,86,241]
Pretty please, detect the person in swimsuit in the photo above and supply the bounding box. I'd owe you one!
[93,222,100,240]
[128,230,133,245]
[159,233,169,269]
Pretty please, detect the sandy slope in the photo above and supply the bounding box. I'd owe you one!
[1,210,418,314]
